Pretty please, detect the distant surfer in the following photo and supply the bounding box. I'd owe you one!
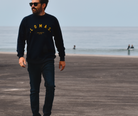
[127,44,130,50]
[73,45,76,50]
[131,45,134,49]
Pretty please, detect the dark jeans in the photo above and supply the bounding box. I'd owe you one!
[27,60,55,116]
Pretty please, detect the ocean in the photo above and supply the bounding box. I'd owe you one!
[0,26,138,56]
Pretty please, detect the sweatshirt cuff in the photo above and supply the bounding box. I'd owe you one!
[17,54,24,59]
[60,56,65,61]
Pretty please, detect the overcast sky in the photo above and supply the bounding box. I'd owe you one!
[0,0,138,27]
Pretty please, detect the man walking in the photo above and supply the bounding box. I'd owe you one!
[17,0,65,116]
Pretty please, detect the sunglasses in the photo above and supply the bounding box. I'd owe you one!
[29,2,41,7]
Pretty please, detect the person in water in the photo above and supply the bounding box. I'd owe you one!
[73,45,76,49]
[131,45,134,49]
[127,44,130,50]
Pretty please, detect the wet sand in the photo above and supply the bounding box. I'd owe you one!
[0,53,138,116]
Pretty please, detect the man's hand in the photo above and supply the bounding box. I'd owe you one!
[19,57,26,68]
[59,61,65,71]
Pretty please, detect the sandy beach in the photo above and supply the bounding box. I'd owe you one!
[0,53,138,116]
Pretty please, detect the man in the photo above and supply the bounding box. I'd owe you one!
[131,45,134,49]
[17,0,65,116]
[127,44,130,50]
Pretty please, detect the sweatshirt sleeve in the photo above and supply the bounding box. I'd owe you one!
[53,18,65,61]
[17,18,27,58]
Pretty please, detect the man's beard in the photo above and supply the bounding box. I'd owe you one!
[32,7,42,15]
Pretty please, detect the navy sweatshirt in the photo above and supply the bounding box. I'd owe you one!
[17,13,65,63]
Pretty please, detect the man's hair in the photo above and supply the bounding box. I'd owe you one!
[40,0,49,9]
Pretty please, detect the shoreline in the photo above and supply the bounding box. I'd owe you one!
[66,54,138,58]
[0,52,138,58]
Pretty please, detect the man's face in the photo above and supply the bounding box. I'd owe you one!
[30,0,42,15]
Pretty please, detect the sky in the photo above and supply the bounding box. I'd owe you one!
[0,0,138,27]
